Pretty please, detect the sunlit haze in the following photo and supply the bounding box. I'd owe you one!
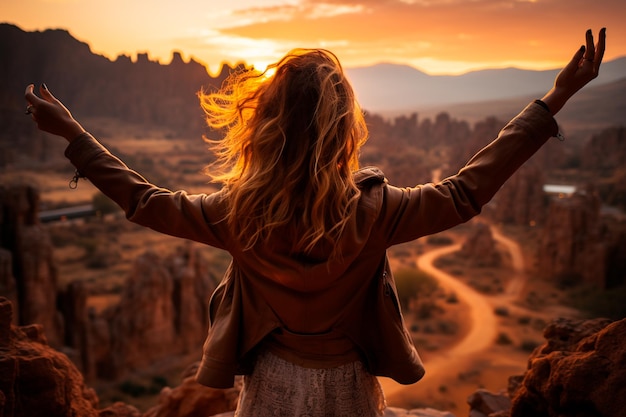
[4,0,625,75]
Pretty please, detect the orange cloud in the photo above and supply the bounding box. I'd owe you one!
[216,0,625,73]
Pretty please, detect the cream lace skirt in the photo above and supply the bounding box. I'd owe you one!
[234,350,386,417]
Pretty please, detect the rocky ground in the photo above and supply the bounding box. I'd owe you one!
[2,296,625,417]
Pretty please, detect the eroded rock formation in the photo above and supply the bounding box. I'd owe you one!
[459,222,501,267]
[536,186,618,287]
[486,164,546,227]
[143,363,241,417]
[0,296,100,417]
[509,317,626,417]
[0,297,226,417]
[0,184,63,347]
[86,245,218,380]
[0,184,218,382]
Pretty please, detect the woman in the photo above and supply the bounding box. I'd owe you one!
[25,29,605,416]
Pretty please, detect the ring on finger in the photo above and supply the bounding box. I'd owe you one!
[25,104,34,115]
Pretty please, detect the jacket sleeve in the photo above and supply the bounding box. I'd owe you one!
[64,133,230,249]
[379,101,559,246]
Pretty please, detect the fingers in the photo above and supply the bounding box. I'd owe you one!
[24,84,42,105]
[583,29,595,61]
[25,83,57,105]
[582,28,606,65]
[39,83,57,104]
[578,28,605,80]
[594,28,606,73]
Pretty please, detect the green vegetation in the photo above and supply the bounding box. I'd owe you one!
[118,376,169,398]
[92,192,121,215]
[426,234,454,246]
[519,339,541,352]
[445,291,459,304]
[494,306,509,317]
[496,332,513,345]
[394,267,438,310]
[567,284,626,320]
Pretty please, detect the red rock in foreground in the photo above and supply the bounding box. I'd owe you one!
[510,317,626,417]
[2,294,625,417]
[0,296,101,417]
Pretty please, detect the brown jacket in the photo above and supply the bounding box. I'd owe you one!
[65,102,558,389]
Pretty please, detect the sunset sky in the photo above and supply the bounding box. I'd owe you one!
[4,0,625,75]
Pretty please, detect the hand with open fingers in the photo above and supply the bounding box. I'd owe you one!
[24,84,86,142]
[541,28,606,116]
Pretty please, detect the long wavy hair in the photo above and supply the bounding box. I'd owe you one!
[198,49,368,256]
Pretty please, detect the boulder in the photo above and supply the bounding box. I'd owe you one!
[510,318,626,417]
[460,223,501,267]
[143,363,240,417]
[467,389,511,416]
[0,297,99,417]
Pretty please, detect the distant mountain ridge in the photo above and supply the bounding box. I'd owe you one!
[1,22,624,138]
[345,57,626,113]
[0,23,238,138]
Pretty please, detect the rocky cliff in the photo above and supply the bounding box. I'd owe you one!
[509,317,626,417]
[459,222,501,267]
[0,184,218,382]
[0,23,239,167]
[581,126,626,211]
[92,247,217,380]
[2,295,624,417]
[0,184,63,346]
[0,296,235,417]
[537,185,625,289]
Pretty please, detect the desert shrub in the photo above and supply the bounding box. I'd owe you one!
[118,380,147,397]
[148,376,168,394]
[413,300,441,319]
[434,256,458,268]
[48,226,79,248]
[76,237,99,255]
[567,284,626,320]
[436,319,458,335]
[496,332,513,345]
[426,234,453,246]
[494,306,509,316]
[469,279,493,294]
[151,376,168,388]
[422,324,435,334]
[118,376,169,398]
[556,271,582,289]
[394,268,438,310]
[520,339,541,352]
[445,291,459,304]
[532,318,548,331]
[85,253,109,269]
[92,192,121,215]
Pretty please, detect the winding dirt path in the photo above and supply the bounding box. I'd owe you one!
[379,225,525,398]
[491,226,526,299]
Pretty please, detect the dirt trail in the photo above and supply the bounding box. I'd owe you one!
[379,242,499,397]
[379,226,527,400]
[490,226,526,299]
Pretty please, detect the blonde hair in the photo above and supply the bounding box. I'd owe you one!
[199,49,368,256]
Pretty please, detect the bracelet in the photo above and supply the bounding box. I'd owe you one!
[534,99,550,113]
[69,169,85,189]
